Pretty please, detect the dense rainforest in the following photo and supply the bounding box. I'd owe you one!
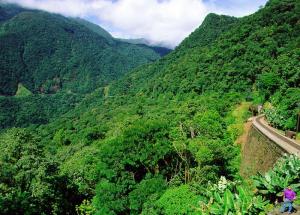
[0,3,170,129]
[0,3,170,96]
[0,0,299,214]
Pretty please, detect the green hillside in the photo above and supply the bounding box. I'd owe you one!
[117,38,172,56]
[0,2,28,21]
[74,17,114,43]
[0,3,171,129]
[0,0,299,214]
[179,13,238,50]
[74,18,171,56]
[0,4,166,96]
[117,38,151,45]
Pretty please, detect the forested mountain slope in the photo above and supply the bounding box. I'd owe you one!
[108,0,299,129]
[0,3,28,21]
[0,3,171,129]
[0,3,167,96]
[113,0,299,97]
[0,0,299,214]
[74,18,171,57]
[74,17,115,43]
[116,38,172,56]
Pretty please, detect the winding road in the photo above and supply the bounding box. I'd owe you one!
[253,115,300,157]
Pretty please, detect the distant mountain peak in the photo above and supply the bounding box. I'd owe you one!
[178,13,238,50]
[73,17,114,42]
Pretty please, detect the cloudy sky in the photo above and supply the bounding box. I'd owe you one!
[3,0,267,47]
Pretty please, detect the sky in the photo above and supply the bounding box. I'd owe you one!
[3,0,268,48]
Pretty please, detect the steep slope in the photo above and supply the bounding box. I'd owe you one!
[24,10,244,215]
[117,38,151,45]
[0,0,299,214]
[117,38,172,56]
[179,13,238,50]
[112,0,299,97]
[0,2,28,21]
[74,19,172,57]
[43,0,299,213]
[0,3,170,129]
[0,4,164,96]
[73,17,114,43]
[107,13,239,95]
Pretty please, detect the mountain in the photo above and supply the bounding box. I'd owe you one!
[117,38,172,56]
[0,2,28,21]
[111,0,299,101]
[0,3,171,128]
[178,13,238,50]
[73,17,114,43]
[0,3,166,96]
[0,0,299,214]
[108,13,239,95]
[73,20,172,56]
[117,38,151,45]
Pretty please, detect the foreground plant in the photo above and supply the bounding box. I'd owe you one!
[253,154,300,202]
[199,177,268,214]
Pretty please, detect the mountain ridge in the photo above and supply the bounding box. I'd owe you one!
[0,3,169,96]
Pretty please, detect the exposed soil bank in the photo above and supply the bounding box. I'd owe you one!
[240,124,286,177]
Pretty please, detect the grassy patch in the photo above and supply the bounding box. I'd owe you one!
[15,83,32,97]
[226,102,251,143]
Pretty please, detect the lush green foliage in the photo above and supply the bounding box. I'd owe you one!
[199,177,269,214]
[0,0,299,214]
[0,129,83,214]
[0,4,167,96]
[0,3,171,129]
[0,92,82,129]
[179,13,238,50]
[253,154,300,202]
[15,83,32,97]
[199,155,300,215]
[264,88,300,130]
[154,185,200,215]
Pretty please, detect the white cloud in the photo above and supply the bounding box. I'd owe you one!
[3,0,266,48]
[206,0,267,17]
[3,0,111,17]
[99,0,209,47]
